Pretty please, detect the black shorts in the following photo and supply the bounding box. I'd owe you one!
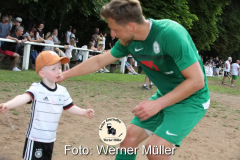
[22,138,54,160]
[224,71,229,77]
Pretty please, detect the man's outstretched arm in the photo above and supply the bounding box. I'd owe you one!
[59,50,119,82]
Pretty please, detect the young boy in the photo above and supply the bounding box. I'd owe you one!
[0,51,94,160]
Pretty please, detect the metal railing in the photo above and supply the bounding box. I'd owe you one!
[0,38,126,73]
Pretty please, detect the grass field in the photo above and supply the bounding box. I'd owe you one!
[0,69,239,160]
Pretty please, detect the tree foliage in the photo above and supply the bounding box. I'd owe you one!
[141,0,198,30]
[211,0,240,59]
[187,0,230,52]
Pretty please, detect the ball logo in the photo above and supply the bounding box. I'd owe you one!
[153,41,160,54]
[34,149,42,158]
[99,117,126,145]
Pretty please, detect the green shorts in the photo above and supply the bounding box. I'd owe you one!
[131,92,208,146]
[232,75,238,80]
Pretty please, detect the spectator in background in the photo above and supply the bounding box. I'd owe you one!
[102,32,107,50]
[70,28,78,46]
[65,26,72,44]
[34,22,45,53]
[10,17,22,35]
[108,35,117,49]
[119,57,139,75]
[23,28,44,43]
[214,56,220,78]
[0,15,11,46]
[222,57,232,85]
[23,27,44,68]
[87,41,99,57]
[142,75,154,90]
[91,27,99,48]
[230,60,240,87]
[0,26,26,71]
[36,22,45,39]
[52,28,61,45]
[53,28,69,70]
[42,32,54,51]
[7,14,13,29]
[97,31,103,47]
[63,39,75,71]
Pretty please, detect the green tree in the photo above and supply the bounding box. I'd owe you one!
[187,0,230,52]
[211,0,240,59]
[141,0,198,30]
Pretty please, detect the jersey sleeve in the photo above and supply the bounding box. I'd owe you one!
[63,89,74,110]
[110,40,129,58]
[25,83,36,103]
[163,27,198,71]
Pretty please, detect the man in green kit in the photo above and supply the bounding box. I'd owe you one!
[59,0,210,159]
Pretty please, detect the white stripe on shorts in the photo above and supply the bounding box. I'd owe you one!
[24,139,34,160]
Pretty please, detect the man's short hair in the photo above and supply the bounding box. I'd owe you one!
[100,0,145,25]
[16,26,24,32]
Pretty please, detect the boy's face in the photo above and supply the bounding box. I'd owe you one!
[40,62,62,83]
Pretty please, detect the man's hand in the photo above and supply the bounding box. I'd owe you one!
[132,100,163,121]
[84,109,95,119]
[15,38,19,43]
[0,103,9,113]
[56,72,67,83]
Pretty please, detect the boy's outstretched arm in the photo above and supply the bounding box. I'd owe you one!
[0,93,32,113]
[66,105,94,119]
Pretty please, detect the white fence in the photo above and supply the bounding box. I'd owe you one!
[0,38,126,73]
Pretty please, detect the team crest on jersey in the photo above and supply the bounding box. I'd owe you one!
[153,41,160,54]
[35,148,43,158]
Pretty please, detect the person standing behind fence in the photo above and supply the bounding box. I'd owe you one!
[222,57,232,85]
[23,27,44,68]
[34,22,45,53]
[91,27,99,48]
[0,26,26,71]
[65,26,72,44]
[10,17,22,35]
[36,22,45,39]
[230,60,240,87]
[52,28,61,45]
[42,32,54,51]
[214,56,220,78]
[0,15,11,46]
[62,39,75,71]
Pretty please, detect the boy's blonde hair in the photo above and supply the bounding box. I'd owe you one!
[100,0,145,25]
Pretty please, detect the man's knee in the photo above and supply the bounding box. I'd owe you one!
[13,53,20,57]
[121,125,148,147]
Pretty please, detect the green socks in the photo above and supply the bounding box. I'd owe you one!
[115,150,137,160]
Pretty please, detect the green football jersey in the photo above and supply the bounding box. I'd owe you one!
[111,19,210,104]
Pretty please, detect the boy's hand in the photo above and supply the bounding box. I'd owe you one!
[0,103,9,113]
[84,109,95,119]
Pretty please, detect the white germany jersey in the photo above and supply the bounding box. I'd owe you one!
[25,81,73,143]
